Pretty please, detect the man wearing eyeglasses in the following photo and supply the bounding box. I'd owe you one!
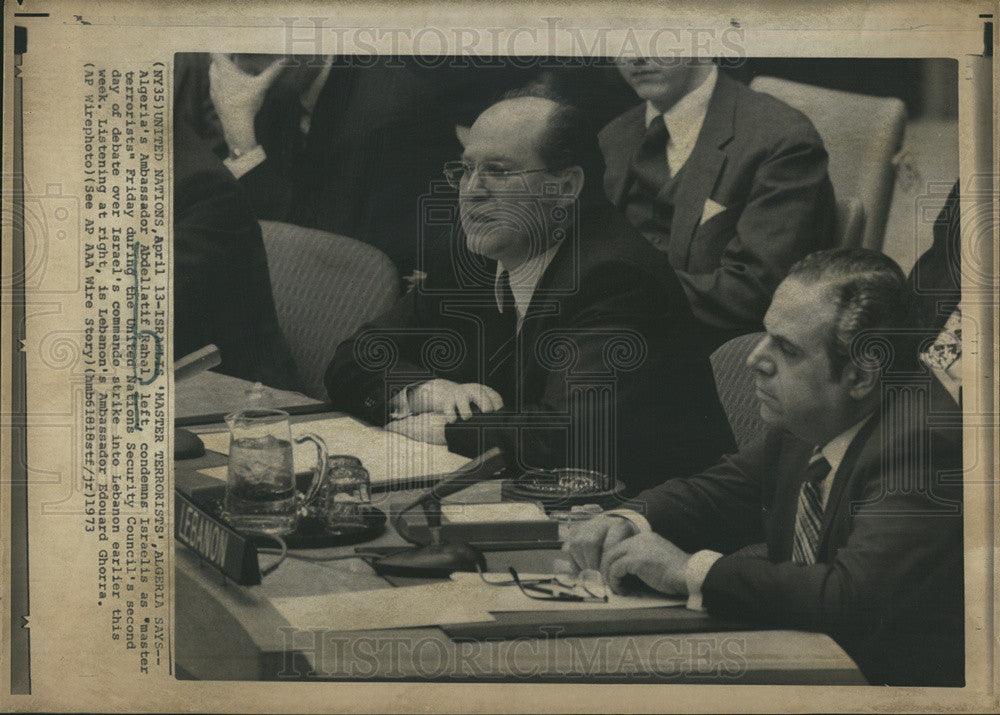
[326,90,735,494]
[563,248,964,686]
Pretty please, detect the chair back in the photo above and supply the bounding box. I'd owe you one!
[259,220,400,400]
[835,196,864,248]
[710,332,767,451]
[749,76,906,252]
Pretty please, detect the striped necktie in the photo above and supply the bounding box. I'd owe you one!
[791,448,832,566]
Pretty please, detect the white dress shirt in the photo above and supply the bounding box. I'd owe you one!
[643,65,718,175]
[495,244,561,331]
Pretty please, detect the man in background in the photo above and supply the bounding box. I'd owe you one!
[564,248,963,686]
[908,179,962,405]
[172,116,299,390]
[602,58,836,346]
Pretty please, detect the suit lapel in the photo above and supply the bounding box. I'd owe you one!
[668,74,738,270]
[816,414,880,556]
[483,240,575,401]
[603,105,647,207]
[774,415,879,562]
[521,227,578,326]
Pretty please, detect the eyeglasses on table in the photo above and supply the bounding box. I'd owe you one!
[477,564,609,603]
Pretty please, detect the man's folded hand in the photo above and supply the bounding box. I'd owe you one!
[600,532,691,596]
[408,379,504,420]
[562,515,636,573]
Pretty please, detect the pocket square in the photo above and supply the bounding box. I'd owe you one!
[699,198,728,225]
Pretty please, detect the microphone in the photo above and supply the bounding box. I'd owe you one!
[174,343,221,382]
[369,448,507,578]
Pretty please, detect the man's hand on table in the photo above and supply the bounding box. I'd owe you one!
[563,514,693,597]
[562,514,637,572]
[406,379,504,420]
[601,532,691,597]
[385,412,450,445]
[385,378,504,445]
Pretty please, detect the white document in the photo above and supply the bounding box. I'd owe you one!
[270,581,495,632]
[449,572,686,612]
[198,415,472,486]
[441,502,548,523]
[270,573,683,634]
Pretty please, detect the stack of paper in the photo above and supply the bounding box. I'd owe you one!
[198,415,472,487]
[270,581,494,632]
[269,573,685,633]
[449,572,686,612]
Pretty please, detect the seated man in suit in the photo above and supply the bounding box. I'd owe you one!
[326,90,735,494]
[602,58,837,346]
[564,248,964,686]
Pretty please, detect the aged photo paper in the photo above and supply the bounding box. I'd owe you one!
[2,0,997,712]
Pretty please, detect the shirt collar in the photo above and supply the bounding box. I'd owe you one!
[819,414,872,478]
[495,243,562,323]
[644,64,718,148]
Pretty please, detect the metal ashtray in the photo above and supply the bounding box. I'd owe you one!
[517,468,611,495]
[501,468,625,512]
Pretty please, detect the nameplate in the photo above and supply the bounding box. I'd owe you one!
[175,489,261,585]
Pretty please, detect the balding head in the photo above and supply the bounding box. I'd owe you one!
[466,96,558,171]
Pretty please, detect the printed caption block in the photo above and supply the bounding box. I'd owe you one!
[80,61,170,675]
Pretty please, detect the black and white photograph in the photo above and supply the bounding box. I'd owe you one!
[3,2,995,712]
[172,51,968,686]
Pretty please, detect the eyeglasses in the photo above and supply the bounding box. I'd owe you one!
[478,564,608,603]
[443,160,552,190]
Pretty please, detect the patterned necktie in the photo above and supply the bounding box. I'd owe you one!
[630,114,671,190]
[791,449,832,566]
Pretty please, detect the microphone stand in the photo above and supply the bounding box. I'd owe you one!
[372,448,507,577]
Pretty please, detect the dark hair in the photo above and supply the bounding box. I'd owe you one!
[788,248,915,377]
[498,85,607,203]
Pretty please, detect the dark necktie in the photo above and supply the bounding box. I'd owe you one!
[484,271,518,384]
[630,114,671,190]
[791,449,832,566]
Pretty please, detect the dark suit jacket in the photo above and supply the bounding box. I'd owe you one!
[600,72,836,333]
[630,380,964,686]
[908,179,960,334]
[174,54,461,278]
[326,203,735,494]
[173,120,300,391]
[238,60,462,278]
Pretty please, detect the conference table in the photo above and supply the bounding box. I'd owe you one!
[173,372,866,684]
